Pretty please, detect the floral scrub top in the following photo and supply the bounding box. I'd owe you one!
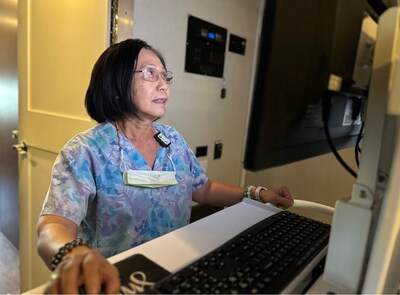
[40,121,208,257]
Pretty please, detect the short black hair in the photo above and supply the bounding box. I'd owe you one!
[85,38,167,123]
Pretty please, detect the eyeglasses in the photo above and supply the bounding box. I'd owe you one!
[134,66,174,84]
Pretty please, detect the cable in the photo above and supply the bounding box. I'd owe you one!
[292,199,335,216]
[355,121,364,168]
[323,122,357,178]
[322,92,357,178]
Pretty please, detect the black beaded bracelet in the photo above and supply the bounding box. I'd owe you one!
[51,238,91,271]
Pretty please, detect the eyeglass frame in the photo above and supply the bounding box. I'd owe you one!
[134,66,174,84]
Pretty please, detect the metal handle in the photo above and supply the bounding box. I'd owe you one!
[12,130,19,139]
[13,141,28,155]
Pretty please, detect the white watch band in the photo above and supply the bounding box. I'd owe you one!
[255,186,268,201]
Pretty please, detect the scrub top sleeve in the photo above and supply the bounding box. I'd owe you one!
[40,144,96,226]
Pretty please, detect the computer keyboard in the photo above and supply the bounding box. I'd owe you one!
[152,210,330,294]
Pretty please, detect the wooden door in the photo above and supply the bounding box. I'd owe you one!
[17,0,108,290]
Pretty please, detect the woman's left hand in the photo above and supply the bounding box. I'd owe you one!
[259,185,294,209]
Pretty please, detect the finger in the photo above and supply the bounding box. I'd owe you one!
[58,255,84,294]
[82,250,121,294]
[82,252,104,294]
[269,188,293,207]
[102,264,121,294]
[278,185,292,199]
[276,194,294,208]
[44,271,61,294]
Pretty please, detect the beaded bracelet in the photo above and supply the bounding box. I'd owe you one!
[243,185,255,199]
[51,238,92,271]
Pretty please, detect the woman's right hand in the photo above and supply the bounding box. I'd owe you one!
[44,246,120,294]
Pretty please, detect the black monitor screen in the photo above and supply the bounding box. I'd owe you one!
[244,0,368,171]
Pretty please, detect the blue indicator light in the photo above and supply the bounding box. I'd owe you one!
[208,32,215,39]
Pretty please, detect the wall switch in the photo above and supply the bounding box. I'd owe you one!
[214,140,223,159]
[196,145,208,157]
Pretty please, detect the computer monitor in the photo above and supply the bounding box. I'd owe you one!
[244,0,368,171]
[315,7,400,294]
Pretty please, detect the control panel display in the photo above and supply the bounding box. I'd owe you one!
[185,15,227,78]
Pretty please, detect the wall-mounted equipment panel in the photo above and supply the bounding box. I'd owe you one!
[185,15,227,77]
[229,34,246,55]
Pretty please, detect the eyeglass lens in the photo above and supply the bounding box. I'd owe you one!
[143,67,173,84]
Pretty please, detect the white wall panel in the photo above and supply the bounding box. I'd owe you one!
[133,0,262,184]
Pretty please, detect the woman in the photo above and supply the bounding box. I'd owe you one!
[37,38,294,294]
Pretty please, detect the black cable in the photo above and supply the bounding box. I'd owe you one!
[322,92,358,178]
[323,122,358,178]
[355,122,364,168]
